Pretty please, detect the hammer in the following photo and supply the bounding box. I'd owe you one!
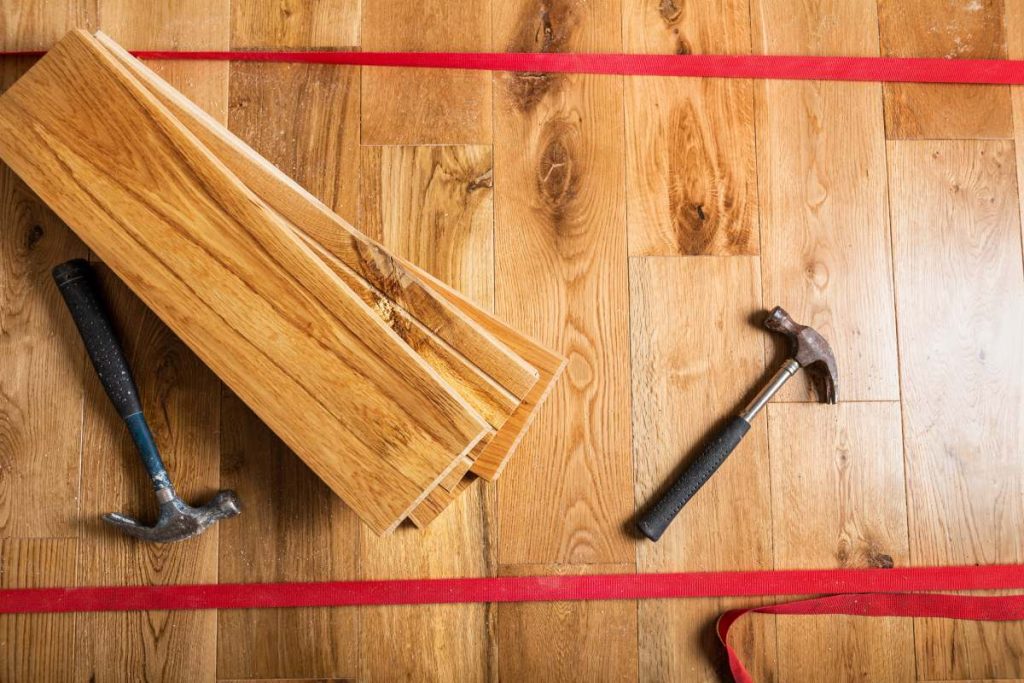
[53,259,241,543]
[637,306,837,542]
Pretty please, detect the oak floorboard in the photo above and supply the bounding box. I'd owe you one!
[889,140,1024,680]
[1007,1,1024,252]
[752,0,899,403]
[0,0,95,51]
[623,0,758,256]
[496,564,637,682]
[231,0,360,49]
[0,538,77,682]
[631,256,774,682]
[361,0,491,144]
[768,402,913,682]
[878,0,1013,140]
[493,0,634,565]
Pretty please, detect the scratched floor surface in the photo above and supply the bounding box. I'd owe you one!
[1,1,1022,681]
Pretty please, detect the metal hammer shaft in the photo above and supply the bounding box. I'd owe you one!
[636,358,801,542]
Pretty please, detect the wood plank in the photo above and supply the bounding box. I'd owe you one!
[73,265,221,681]
[752,0,899,403]
[889,139,1024,680]
[768,402,913,682]
[96,32,541,404]
[361,0,491,144]
[496,564,637,682]
[0,30,489,534]
[1008,0,1024,253]
[623,0,758,256]
[0,538,77,682]
[218,390,359,679]
[878,0,1013,140]
[0,0,95,50]
[231,0,360,49]
[631,256,774,682]
[493,0,634,566]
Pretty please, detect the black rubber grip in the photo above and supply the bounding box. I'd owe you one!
[637,416,751,542]
[53,259,143,420]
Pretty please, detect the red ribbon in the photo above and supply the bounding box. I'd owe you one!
[2,49,1023,84]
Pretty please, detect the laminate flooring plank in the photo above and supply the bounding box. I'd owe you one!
[231,0,360,49]
[1008,1,1024,252]
[493,0,634,565]
[73,265,221,682]
[889,140,1024,680]
[878,0,1013,140]
[357,141,496,678]
[0,31,490,535]
[631,256,774,682]
[97,33,541,404]
[0,0,95,50]
[361,0,491,144]
[768,402,913,682]
[0,538,77,682]
[496,564,637,682]
[0,59,88,540]
[752,0,899,403]
[623,0,758,256]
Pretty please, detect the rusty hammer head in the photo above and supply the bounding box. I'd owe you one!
[764,306,838,403]
[104,488,241,544]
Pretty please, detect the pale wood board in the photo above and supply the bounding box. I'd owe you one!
[95,31,541,404]
[0,30,489,535]
[73,266,221,681]
[493,0,635,565]
[215,22,362,675]
[752,0,899,403]
[768,402,914,682]
[0,538,77,682]
[231,0,361,50]
[0,0,95,51]
[623,0,758,256]
[889,139,1024,679]
[1008,0,1024,253]
[360,0,492,144]
[496,563,638,681]
[631,256,775,682]
[878,0,1013,140]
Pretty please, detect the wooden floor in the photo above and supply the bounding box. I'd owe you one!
[1,1,1022,681]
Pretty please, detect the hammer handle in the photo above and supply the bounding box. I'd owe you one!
[52,259,143,420]
[637,416,751,542]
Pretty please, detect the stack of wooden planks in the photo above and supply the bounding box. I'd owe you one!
[0,29,565,535]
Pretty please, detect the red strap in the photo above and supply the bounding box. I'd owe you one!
[3,564,1023,614]
[2,49,1023,84]
[719,592,1024,683]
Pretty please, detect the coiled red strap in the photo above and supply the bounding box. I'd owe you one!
[1,49,1023,84]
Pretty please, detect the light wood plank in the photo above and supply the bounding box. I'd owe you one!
[0,0,95,50]
[1008,0,1024,253]
[97,32,542,404]
[231,0,360,49]
[361,0,491,144]
[889,139,1024,680]
[493,0,635,565]
[752,0,899,403]
[631,256,774,682]
[0,538,77,682]
[769,402,913,682]
[496,564,637,682]
[73,266,220,681]
[623,0,758,256]
[0,30,490,534]
[878,0,1013,140]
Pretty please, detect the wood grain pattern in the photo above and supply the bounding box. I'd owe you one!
[493,0,634,565]
[0,30,489,534]
[889,140,1024,680]
[878,0,1013,140]
[97,33,541,404]
[0,0,95,50]
[0,539,77,682]
[231,0,360,49]
[1008,1,1024,252]
[361,0,491,144]
[623,0,758,256]
[752,0,899,403]
[768,402,913,682]
[631,256,774,682]
[73,266,221,681]
[496,563,637,682]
